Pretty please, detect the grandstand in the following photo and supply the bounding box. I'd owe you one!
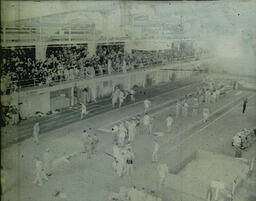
[1,6,209,125]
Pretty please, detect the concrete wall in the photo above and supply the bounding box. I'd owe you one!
[163,150,250,201]
[164,173,207,201]
[19,91,50,118]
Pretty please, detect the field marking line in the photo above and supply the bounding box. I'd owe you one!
[165,93,255,154]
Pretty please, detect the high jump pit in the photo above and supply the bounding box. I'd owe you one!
[162,150,251,201]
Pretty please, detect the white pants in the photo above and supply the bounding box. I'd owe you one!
[33,131,39,144]
[117,162,124,177]
[131,95,135,102]
[167,123,173,132]
[159,176,165,188]
[33,170,48,186]
[206,95,210,104]
[81,110,88,119]
[203,112,209,122]
[152,150,158,162]
[144,106,149,113]
[112,132,118,144]
[182,107,188,117]
[119,98,124,108]
[112,96,117,107]
[176,108,180,117]
[118,137,125,146]
[128,129,136,142]
[126,164,133,176]
[192,108,198,116]
[144,124,152,135]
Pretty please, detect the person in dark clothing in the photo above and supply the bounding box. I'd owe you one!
[242,97,248,114]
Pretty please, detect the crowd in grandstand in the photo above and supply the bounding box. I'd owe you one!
[1,42,200,93]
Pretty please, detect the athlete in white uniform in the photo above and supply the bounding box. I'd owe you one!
[129,89,136,102]
[33,122,40,145]
[182,101,189,117]
[216,89,220,102]
[80,103,88,120]
[127,120,136,142]
[118,123,127,146]
[128,186,139,201]
[116,151,126,177]
[211,91,217,103]
[144,99,151,113]
[144,114,153,135]
[192,97,199,116]
[112,145,120,172]
[125,146,135,176]
[205,90,211,104]
[43,148,52,176]
[166,115,174,132]
[152,139,160,162]
[112,89,119,108]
